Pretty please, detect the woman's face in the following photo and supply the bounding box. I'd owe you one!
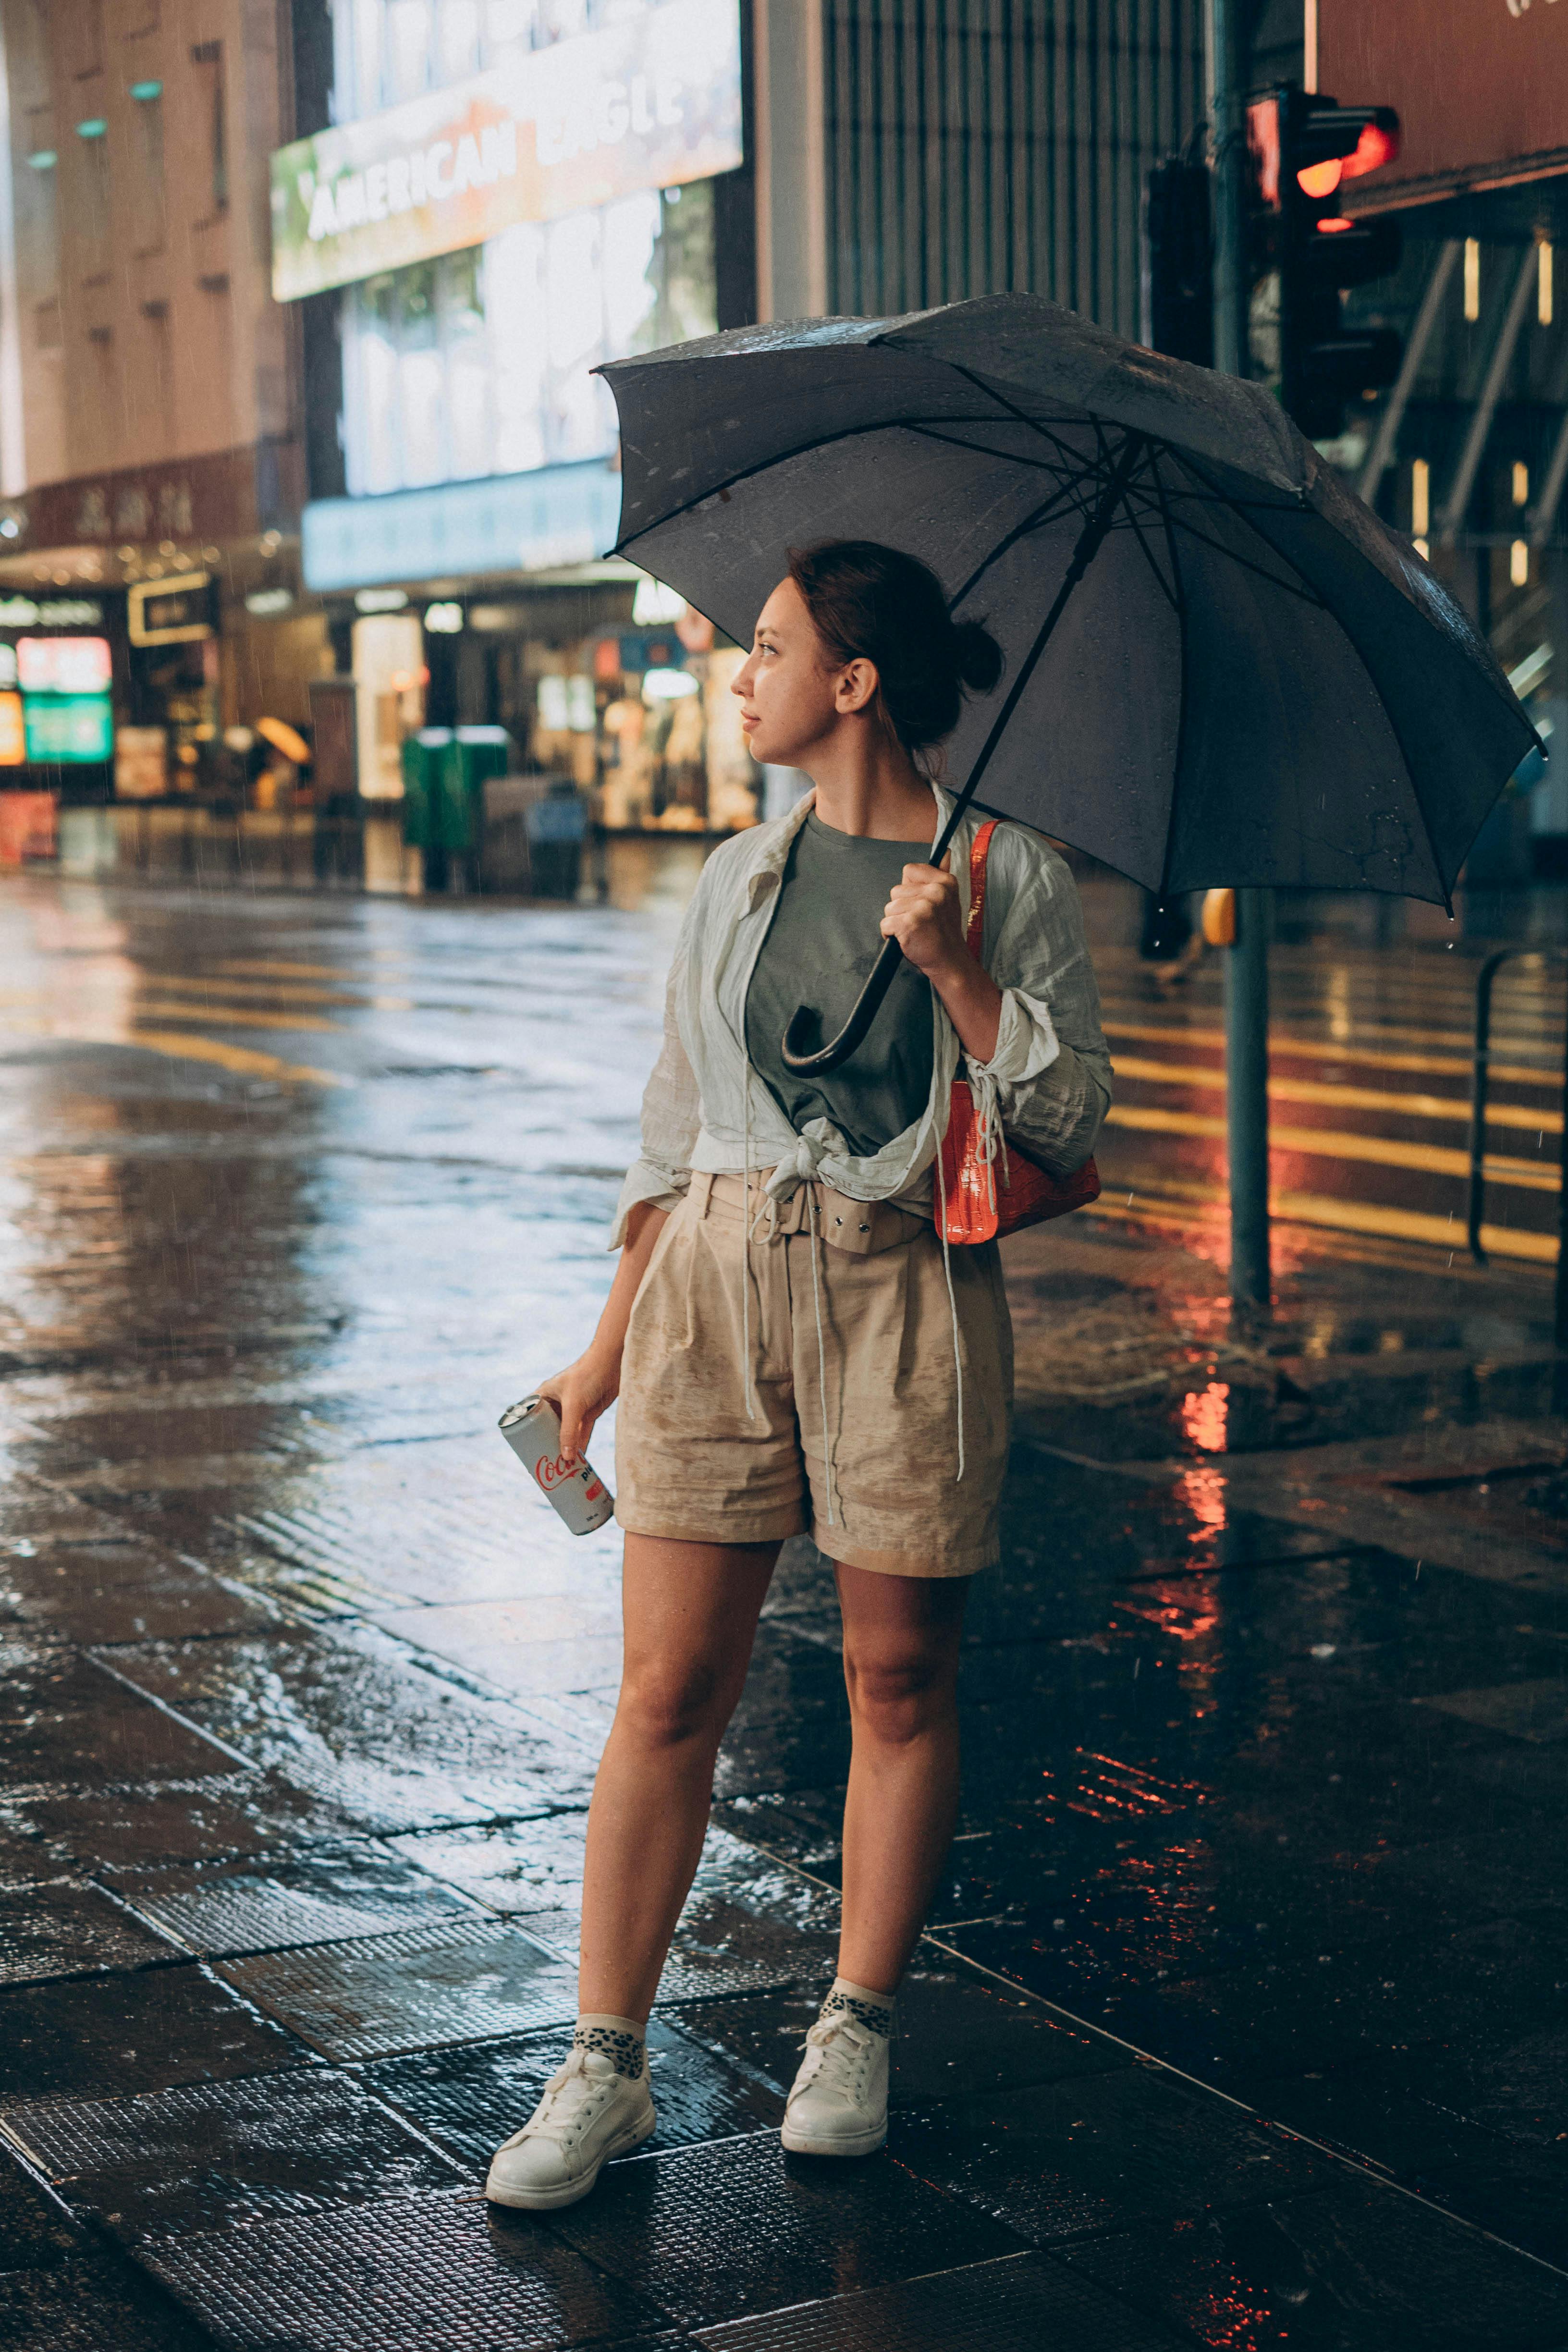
[731,577,875,767]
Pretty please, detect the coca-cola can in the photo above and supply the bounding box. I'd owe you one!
[498,1395,615,1535]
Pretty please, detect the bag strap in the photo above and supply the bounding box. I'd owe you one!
[964,819,999,960]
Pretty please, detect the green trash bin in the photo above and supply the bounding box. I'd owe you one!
[401,728,452,852]
[437,726,513,856]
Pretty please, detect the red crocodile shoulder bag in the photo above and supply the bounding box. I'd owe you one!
[936,819,1101,1245]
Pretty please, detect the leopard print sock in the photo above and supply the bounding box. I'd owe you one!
[820,1975,895,2039]
[572,2013,647,2080]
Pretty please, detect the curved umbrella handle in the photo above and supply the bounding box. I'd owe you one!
[781,932,907,1074]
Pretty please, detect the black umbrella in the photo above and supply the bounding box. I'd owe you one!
[599,293,1539,1074]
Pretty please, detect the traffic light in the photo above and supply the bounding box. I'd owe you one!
[1144,156,1213,368]
[1250,86,1403,438]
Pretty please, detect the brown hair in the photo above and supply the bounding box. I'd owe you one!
[786,540,1003,753]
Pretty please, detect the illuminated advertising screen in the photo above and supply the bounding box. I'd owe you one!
[17,637,112,694]
[0,692,24,764]
[270,0,743,300]
[24,695,114,763]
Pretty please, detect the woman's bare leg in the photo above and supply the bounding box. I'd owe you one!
[577,1531,780,2023]
[834,1563,970,1994]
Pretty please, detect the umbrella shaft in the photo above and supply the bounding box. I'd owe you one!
[779,433,1143,1079]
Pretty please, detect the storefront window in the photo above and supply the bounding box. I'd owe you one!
[342,181,714,494]
[335,0,622,121]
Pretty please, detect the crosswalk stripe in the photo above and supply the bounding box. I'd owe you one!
[1104,1102,1559,1190]
[1108,1054,1564,1136]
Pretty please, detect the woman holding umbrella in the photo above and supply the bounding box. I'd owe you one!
[485,539,1112,2211]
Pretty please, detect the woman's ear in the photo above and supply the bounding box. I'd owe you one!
[835,657,880,716]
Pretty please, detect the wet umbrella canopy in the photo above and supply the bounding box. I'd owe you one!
[600,293,1538,909]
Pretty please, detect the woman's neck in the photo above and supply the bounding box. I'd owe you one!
[804,728,937,842]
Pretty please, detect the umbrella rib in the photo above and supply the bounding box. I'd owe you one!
[609,412,1058,550]
[945,478,1110,611]
[1163,510,1329,608]
[902,422,1083,481]
[1108,461,1180,615]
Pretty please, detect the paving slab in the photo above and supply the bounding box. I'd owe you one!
[691,2252,1187,2351]
[1059,2175,1568,2352]
[102,1629,597,1829]
[3,2067,463,2240]
[142,2191,667,2350]
[0,2250,217,2352]
[549,2130,1024,2330]
[109,1840,480,1958]
[0,1877,177,1983]
[0,1960,309,2102]
[0,2149,81,2273]
[216,1919,579,2062]
[892,2064,1330,2243]
[31,1771,360,1872]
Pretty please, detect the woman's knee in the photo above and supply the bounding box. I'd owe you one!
[615,1654,740,1751]
[843,1636,958,1743]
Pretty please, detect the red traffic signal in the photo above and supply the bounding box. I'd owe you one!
[1249,87,1403,439]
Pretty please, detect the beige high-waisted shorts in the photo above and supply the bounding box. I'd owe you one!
[614,1170,1012,1577]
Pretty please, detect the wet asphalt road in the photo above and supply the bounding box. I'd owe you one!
[1,876,1567,2351]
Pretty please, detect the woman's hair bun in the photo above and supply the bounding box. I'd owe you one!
[953,618,1004,696]
[785,540,1006,754]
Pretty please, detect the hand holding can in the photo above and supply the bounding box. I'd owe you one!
[499,1395,614,1535]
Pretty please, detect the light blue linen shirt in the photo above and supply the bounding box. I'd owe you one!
[611,784,1113,1248]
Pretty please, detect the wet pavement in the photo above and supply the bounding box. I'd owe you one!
[1,873,1567,2350]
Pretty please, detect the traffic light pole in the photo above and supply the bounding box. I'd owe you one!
[1207,0,1273,1309]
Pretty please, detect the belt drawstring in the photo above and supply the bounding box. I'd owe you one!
[806,1191,837,1527]
[740,1073,758,1420]
[934,1142,967,1486]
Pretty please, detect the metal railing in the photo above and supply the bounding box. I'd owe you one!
[1467,945,1568,1344]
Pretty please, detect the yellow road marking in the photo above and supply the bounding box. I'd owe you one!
[1100,992,1561,1058]
[135,1000,338,1034]
[1101,1017,1558,1089]
[125,1029,346,1084]
[1104,1102,1559,1191]
[214,960,360,980]
[147,975,413,1011]
[0,1012,344,1086]
[1086,1181,1554,1266]
[1110,1054,1563,1137]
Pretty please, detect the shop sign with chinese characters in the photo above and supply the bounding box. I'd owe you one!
[270,0,742,301]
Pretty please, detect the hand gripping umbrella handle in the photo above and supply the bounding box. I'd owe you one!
[780,430,1144,1078]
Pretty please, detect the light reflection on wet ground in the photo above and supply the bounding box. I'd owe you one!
[0,876,1567,2349]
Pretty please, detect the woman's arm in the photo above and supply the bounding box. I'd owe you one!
[538,1200,668,1466]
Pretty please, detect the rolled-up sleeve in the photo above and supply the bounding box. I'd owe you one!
[963,838,1112,1178]
[610,932,702,1249]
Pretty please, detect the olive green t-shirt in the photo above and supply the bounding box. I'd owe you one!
[744,813,936,1160]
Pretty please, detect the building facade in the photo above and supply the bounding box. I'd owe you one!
[0,0,1221,874]
[0,0,326,823]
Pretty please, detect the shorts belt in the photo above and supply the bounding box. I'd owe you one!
[690,1169,924,1256]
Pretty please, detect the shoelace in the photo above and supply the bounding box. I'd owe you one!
[521,2050,618,2146]
[792,2014,876,2106]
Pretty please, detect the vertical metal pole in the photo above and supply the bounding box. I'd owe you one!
[1556,957,1568,1350]
[1207,0,1272,1307]
[1227,890,1272,1304]
[1206,0,1250,379]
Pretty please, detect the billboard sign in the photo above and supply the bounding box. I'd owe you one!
[17,637,112,694]
[1320,1,1568,210]
[270,0,743,301]
[24,695,114,764]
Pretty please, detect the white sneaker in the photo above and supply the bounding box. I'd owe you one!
[781,2010,890,2156]
[485,2047,655,2210]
